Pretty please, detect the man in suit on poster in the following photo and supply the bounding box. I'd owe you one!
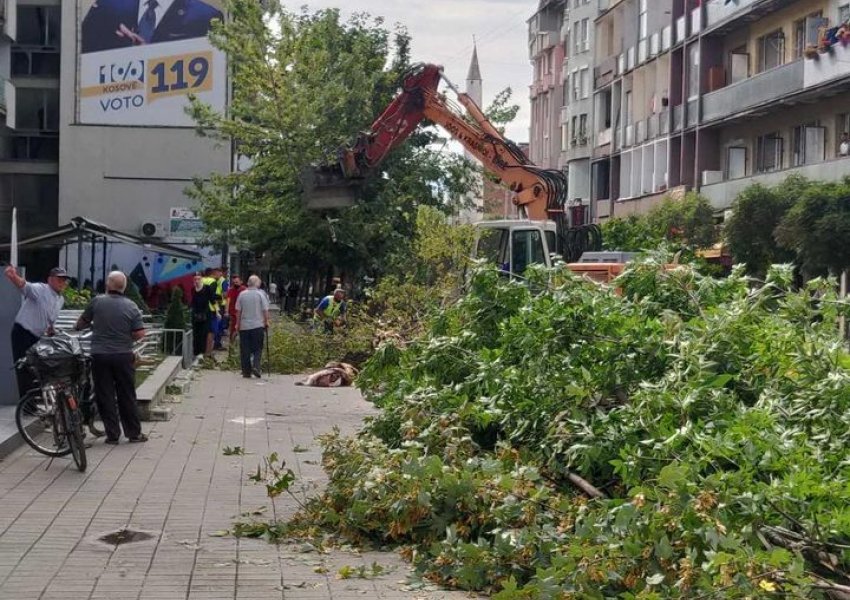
[81,0,223,54]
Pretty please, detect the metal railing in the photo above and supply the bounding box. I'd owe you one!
[55,310,193,368]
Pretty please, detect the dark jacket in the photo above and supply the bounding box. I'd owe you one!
[190,285,213,323]
[81,0,223,54]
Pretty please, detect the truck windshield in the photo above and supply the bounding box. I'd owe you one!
[477,228,509,270]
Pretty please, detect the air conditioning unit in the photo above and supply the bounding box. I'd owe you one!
[140,221,166,238]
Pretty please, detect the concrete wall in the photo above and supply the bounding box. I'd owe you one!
[57,0,230,236]
[0,279,21,406]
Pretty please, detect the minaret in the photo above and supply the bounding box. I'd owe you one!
[462,42,484,223]
[466,43,483,109]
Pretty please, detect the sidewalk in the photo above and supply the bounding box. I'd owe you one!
[0,371,469,600]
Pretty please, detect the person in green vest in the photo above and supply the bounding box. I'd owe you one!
[313,288,347,333]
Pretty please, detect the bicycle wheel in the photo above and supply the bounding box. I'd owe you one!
[59,392,87,472]
[16,389,71,457]
[79,377,105,438]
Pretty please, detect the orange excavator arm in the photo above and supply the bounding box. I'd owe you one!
[308,63,601,261]
[338,64,566,221]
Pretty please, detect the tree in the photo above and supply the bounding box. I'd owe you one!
[775,178,850,276]
[723,177,800,277]
[189,1,480,283]
[164,287,187,331]
[601,192,717,252]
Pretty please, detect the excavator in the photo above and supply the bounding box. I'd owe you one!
[301,63,611,277]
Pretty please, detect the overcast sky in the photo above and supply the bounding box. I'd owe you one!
[294,0,539,142]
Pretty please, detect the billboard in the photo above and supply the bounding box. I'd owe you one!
[77,0,226,126]
[169,206,204,238]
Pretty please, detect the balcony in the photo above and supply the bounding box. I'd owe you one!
[701,156,850,210]
[690,7,702,36]
[675,16,686,43]
[704,0,800,34]
[662,26,672,51]
[701,59,804,124]
[594,55,616,89]
[673,105,683,132]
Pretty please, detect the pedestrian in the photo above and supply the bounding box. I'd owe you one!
[201,267,222,356]
[268,281,278,304]
[4,265,71,397]
[313,288,347,333]
[226,273,245,343]
[235,275,270,378]
[214,266,228,350]
[75,271,148,444]
[840,132,850,157]
[189,273,213,357]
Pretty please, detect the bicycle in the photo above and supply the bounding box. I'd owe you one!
[15,335,91,472]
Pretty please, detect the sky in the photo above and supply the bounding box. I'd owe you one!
[294,0,539,143]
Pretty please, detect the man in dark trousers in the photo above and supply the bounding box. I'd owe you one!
[76,271,148,444]
[5,265,70,397]
[235,275,269,378]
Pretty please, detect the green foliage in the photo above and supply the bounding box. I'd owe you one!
[602,192,718,251]
[724,178,800,277]
[189,1,480,281]
[62,286,91,309]
[270,257,850,598]
[163,287,187,331]
[775,177,850,276]
[125,280,148,313]
[726,175,850,278]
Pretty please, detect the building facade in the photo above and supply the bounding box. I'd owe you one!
[0,0,230,279]
[0,0,61,275]
[530,0,850,222]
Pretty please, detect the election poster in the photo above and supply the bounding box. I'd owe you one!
[77,0,226,126]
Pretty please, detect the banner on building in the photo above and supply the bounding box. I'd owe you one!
[77,0,226,126]
[169,207,204,238]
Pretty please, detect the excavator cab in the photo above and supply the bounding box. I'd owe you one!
[474,220,557,277]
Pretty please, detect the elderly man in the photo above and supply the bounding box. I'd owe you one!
[235,275,269,378]
[76,271,148,444]
[4,265,71,397]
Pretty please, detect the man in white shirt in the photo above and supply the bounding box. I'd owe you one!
[840,132,850,157]
[4,265,70,396]
[235,275,270,379]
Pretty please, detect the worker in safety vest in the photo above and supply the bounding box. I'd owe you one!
[213,266,228,349]
[202,267,222,355]
[314,288,347,333]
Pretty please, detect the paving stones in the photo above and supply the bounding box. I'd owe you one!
[0,371,472,600]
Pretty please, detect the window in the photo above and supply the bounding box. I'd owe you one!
[574,19,589,53]
[16,6,61,47]
[561,122,570,151]
[11,134,59,161]
[792,123,825,166]
[756,133,783,172]
[579,67,590,99]
[511,229,546,276]
[687,43,700,98]
[729,46,749,84]
[639,0,649,40]
[476,228,509,270]
[16,88,60,131]
[571,115,579,144]
[12,49,60,77]
[726,146,747,179]
[578,113,588,143]
[841,4,850,24]
[795,13,824,58]
[758,30,785,72]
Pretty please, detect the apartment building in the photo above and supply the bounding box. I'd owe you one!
[529,0,567,172]
[587,0,850,220]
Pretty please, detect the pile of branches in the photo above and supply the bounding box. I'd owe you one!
[284,256,850,598]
